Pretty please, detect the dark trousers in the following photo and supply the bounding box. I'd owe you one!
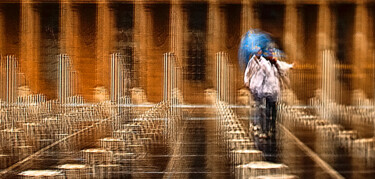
[262,98,277,134]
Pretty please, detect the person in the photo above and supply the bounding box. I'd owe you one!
[244,48,292,138]
[244,50,268,136]
[262,51,281,137]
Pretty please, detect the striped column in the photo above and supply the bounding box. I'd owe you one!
[60,1,75,58]
[0,6,4,55]
[169,0,184,105]
[208,0,224,87]
[321,50,336,120]
[6,56,18,104]
[58,54,76,104]
[59,1,76,103]
[216,52,231,103]
[317,1,335,104]
[0,56,4,101]
[110,53,123,103]
[163,52,180,104]
[163,52,181,142]
[96,0,114,95]
[170,0,184,64]
[353,1,370,96]
[133,1,148,93]
[20,0,40,94]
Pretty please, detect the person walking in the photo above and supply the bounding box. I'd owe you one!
[244,50,268,135]
[239,29,293,138]
[244,48,292,138]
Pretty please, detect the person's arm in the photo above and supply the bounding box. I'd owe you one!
[276,60,294,76]
[244,60,252,87]
[275,60,294,89]
[244,55,258,87]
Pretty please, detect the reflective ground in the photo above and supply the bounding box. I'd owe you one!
[0,94,374,178]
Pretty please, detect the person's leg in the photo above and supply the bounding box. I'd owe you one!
[271,101,277,132]
[258,98,266,136]
[252,95,262,131]
[254,100,261,127]
[265,98,272,134]
[267,98,277,135]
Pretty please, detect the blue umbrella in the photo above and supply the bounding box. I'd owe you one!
[263,47,286,61]
[238,29,272,70]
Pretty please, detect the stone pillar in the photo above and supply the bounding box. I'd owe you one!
[353,1,369,95]
[317,1,334,62]
[0,6,4,55]
[284,0,306,103]
[61,2,98,102]
[208,0,224,88]
[368,4,375,101]
[96,0,114,101]
[170,0,184,93]
[170,0,184,63]
[317,1,336,102]
[133,1,149,94]
[60,1,78,100]
[284,0,298,62]
[240,0,258,35]
[60,1,76,60]
[20,0,40,94]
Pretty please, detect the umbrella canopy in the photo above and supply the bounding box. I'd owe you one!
[264,47,286,59]
[238,29,272,70]
[262,47,287,64]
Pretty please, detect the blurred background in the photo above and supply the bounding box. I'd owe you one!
[0,0,374,178]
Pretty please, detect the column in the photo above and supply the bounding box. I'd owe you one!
[369,4,375,101]
[145,4,169,102]
[0,6,6,101]
[62,2,98,102]
[169,0,184,94]
[20,0,40,94]
[240,0,258,35]
[284,0,298,62]
[170,0,183,64]
[353,1,369,95]
[208,0,223,88]
[317,1,336,103]
[60,1,76,60]
[133,1,149,94]
[0,6,4,55]
[78,3,97,102]
[317,1,334,61]
[284,0,304,102]
[96,0,114,101]
[60,0,78,99]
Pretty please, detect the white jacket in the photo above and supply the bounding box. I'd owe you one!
[244,56,292,101]
[262,59,280,101]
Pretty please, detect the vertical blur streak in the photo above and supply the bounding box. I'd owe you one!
[6,56,17,104]
[321,50,336,120]
[216,52,230,103]
[58,54,74,104]
[110,53,119,103]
